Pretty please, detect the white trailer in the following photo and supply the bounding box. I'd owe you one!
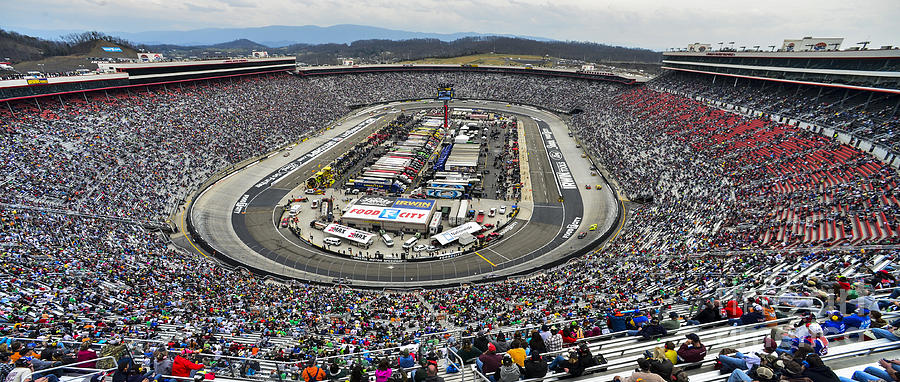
[452,199,469,227]
[428,212,443,235]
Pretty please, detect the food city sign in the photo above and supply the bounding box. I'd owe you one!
[343,206,431,224]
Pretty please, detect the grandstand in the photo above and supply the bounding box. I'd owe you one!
[0,53,898,382]
[660,42,899,162]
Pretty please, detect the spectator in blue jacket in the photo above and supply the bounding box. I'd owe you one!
[397,352,416,369]
[607,311,627,333]
[821,311,845,336]
[630,312,651,330]
[843,309,871,337]
[740,304,766,326]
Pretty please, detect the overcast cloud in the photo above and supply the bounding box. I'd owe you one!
[1,0,898,50]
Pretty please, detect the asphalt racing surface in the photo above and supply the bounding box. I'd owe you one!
[190,101,604,287]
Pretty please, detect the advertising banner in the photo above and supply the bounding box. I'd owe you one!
[427,189,462,199]
[432,222,482,245]
[392,198,435,210]
[356,196,396,207]
[343,206,431,225]
[324,223,375,244]
[137,53,165,62]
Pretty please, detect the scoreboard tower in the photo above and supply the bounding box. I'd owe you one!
[437,84,454,128]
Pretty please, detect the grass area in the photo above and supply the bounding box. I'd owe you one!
[400,53,556,66]
[13,41,136,73]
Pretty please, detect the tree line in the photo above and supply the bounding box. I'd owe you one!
[1,29,661,67]
[0,29,138,63]
[280,36,661,65]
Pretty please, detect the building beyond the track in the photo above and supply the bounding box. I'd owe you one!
[0,56,296,101]
[0,61,645,102]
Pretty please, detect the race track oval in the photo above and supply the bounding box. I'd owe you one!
[196,102,590,286]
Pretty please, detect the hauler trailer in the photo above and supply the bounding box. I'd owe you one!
[428,212,443,234]
[377,158,411,166]
[432,222,482,246]
[324,223,375,249]
[361,173,405,184]
[370,166,417,179]
[428,180,470,189]
[368,167,414,178]
[390,149,428,156]
[451,199,469,226]
[346,178,405,194]
[427,188,464,199]
[363,169,403,179]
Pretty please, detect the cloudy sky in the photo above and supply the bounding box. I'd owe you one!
[2,0,899,50]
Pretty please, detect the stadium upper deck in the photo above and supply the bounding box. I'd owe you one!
[296,63,651,84]
[0,61,647,102]
[0,56,297,101]
[663,48,900,92]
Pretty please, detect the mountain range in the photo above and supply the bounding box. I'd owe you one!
[9,24,555,48]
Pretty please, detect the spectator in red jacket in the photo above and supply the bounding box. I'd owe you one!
[75,342,98,369]
[835,276,853,290]
[172,352,204,378]
[561,329,578,346]
[724,300,744,326]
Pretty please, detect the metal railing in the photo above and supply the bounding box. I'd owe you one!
[507,313,900,382]
[757,295,826,316]
[29,356,118,382]
[441,349,466,382]
[3,285,893,382]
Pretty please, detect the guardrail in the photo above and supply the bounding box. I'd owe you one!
[29,356,118,382]
[757,294,825,316]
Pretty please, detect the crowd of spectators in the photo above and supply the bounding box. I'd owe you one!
[1,76,355,222]
[649,72,900,152]
[0,71,99,81]
[1,71,899,380]
[572,86,900,254]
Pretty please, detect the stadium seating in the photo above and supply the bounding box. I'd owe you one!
[1,71,898,382]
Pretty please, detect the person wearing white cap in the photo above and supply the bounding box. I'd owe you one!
[791,322,829,356]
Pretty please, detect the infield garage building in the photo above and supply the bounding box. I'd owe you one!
[341,196,437,233]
